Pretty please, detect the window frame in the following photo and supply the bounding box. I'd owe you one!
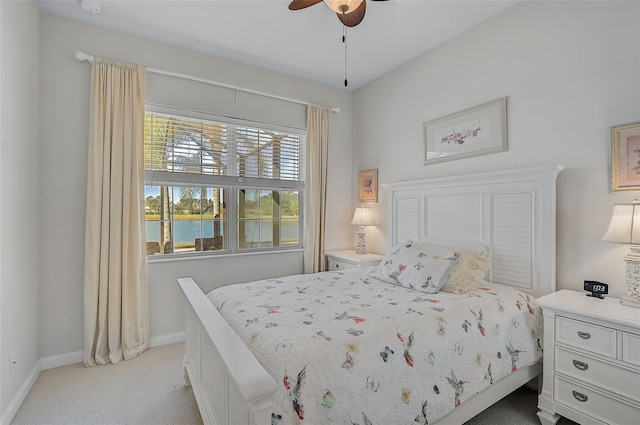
[144,104,305,260]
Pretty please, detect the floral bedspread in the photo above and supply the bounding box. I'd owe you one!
[208,267,543,425]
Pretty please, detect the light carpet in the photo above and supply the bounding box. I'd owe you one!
[12,342,577,425]
[11,343,202,425]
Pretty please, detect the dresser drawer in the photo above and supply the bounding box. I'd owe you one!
[623,331,640,367]
[555,346,640,402]
[554,376,640,425]
[556,316,616,358]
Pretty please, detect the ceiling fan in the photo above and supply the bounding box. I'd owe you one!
[288,0,389,27]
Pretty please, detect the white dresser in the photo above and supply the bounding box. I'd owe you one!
[537,290,640,425]
[325,250,383,271]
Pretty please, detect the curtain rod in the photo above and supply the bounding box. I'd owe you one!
[74,51,340,114]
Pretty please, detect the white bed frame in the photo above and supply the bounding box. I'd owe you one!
[178,164,564,425]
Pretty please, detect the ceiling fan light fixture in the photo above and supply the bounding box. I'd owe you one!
[80,0,101,14]
[323,0,364,14]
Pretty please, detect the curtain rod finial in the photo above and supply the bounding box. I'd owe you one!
[75,51,93,63]
[332,107,341,114]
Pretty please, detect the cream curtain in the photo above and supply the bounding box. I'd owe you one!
[303,105,330,273]
[83,58,150,366]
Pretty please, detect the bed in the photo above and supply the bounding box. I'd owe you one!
[178,164,564,425]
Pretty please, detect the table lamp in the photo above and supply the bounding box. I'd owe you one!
[351,207,373,255]
[602,201,640,308]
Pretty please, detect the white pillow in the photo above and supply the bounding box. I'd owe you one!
[372,242,459,294]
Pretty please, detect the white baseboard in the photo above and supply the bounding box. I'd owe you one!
[150,331,185,347]
[40,350,83,370]
[0,362,40,425]
[39,331,186,371]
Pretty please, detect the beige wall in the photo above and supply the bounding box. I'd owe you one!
[353,0,640,298]
[0,0,41,420]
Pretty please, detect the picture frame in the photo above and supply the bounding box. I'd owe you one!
[610,121,640,192]
[424,97,508,165]
[358,169,378,203]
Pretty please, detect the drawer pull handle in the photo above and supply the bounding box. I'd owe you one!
[572,360,589,371]
[577,331,591,339]
[572,391,588,403]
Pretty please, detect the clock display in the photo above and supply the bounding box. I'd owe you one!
[584,280,608,299]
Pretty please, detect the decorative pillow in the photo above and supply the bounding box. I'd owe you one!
[403,239,491,294]
[439,248,491,294]
[372,242,459,293]
[416,238,491,272]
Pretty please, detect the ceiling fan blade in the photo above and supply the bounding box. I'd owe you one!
[337,0,366,27]
[288,0,323,10]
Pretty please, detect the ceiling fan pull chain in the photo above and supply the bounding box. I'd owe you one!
[343,22,348,87]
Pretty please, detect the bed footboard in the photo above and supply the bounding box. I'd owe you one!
[433,362,542,424]
[178,277,277,425]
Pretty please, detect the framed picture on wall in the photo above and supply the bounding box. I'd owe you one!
[610,121,640,192]
[424,97,508,165]
[358,169,378,203]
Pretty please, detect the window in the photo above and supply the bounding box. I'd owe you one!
[144,108,304,257]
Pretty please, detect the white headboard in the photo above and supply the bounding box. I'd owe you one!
[382,165,564,298]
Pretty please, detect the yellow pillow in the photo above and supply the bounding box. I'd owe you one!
[424,245,491,294]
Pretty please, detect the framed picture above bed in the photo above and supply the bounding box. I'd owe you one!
[358,169,378,203]
[424,97,508,165]
[610,121,640,192]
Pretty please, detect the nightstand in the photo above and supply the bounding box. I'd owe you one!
[536,290,640,425]
[325,250,383,271]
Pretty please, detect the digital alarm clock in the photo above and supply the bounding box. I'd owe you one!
[584,280,608,299]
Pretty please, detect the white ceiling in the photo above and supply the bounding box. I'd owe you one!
[36,0,517,90]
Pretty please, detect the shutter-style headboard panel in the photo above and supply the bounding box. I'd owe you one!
[491,192,533,291]
[383,165,563,298]
[393,196,421,242]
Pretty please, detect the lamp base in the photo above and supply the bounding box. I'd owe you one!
[356,228,367,255]
[622,258,640,308]
[620,296,640,308]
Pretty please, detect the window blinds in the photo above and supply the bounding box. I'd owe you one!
[144,112,303,182]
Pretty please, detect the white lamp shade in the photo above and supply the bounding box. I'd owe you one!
[324,0,364,13]
[351,207,373,227]
[603,203,640,244]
